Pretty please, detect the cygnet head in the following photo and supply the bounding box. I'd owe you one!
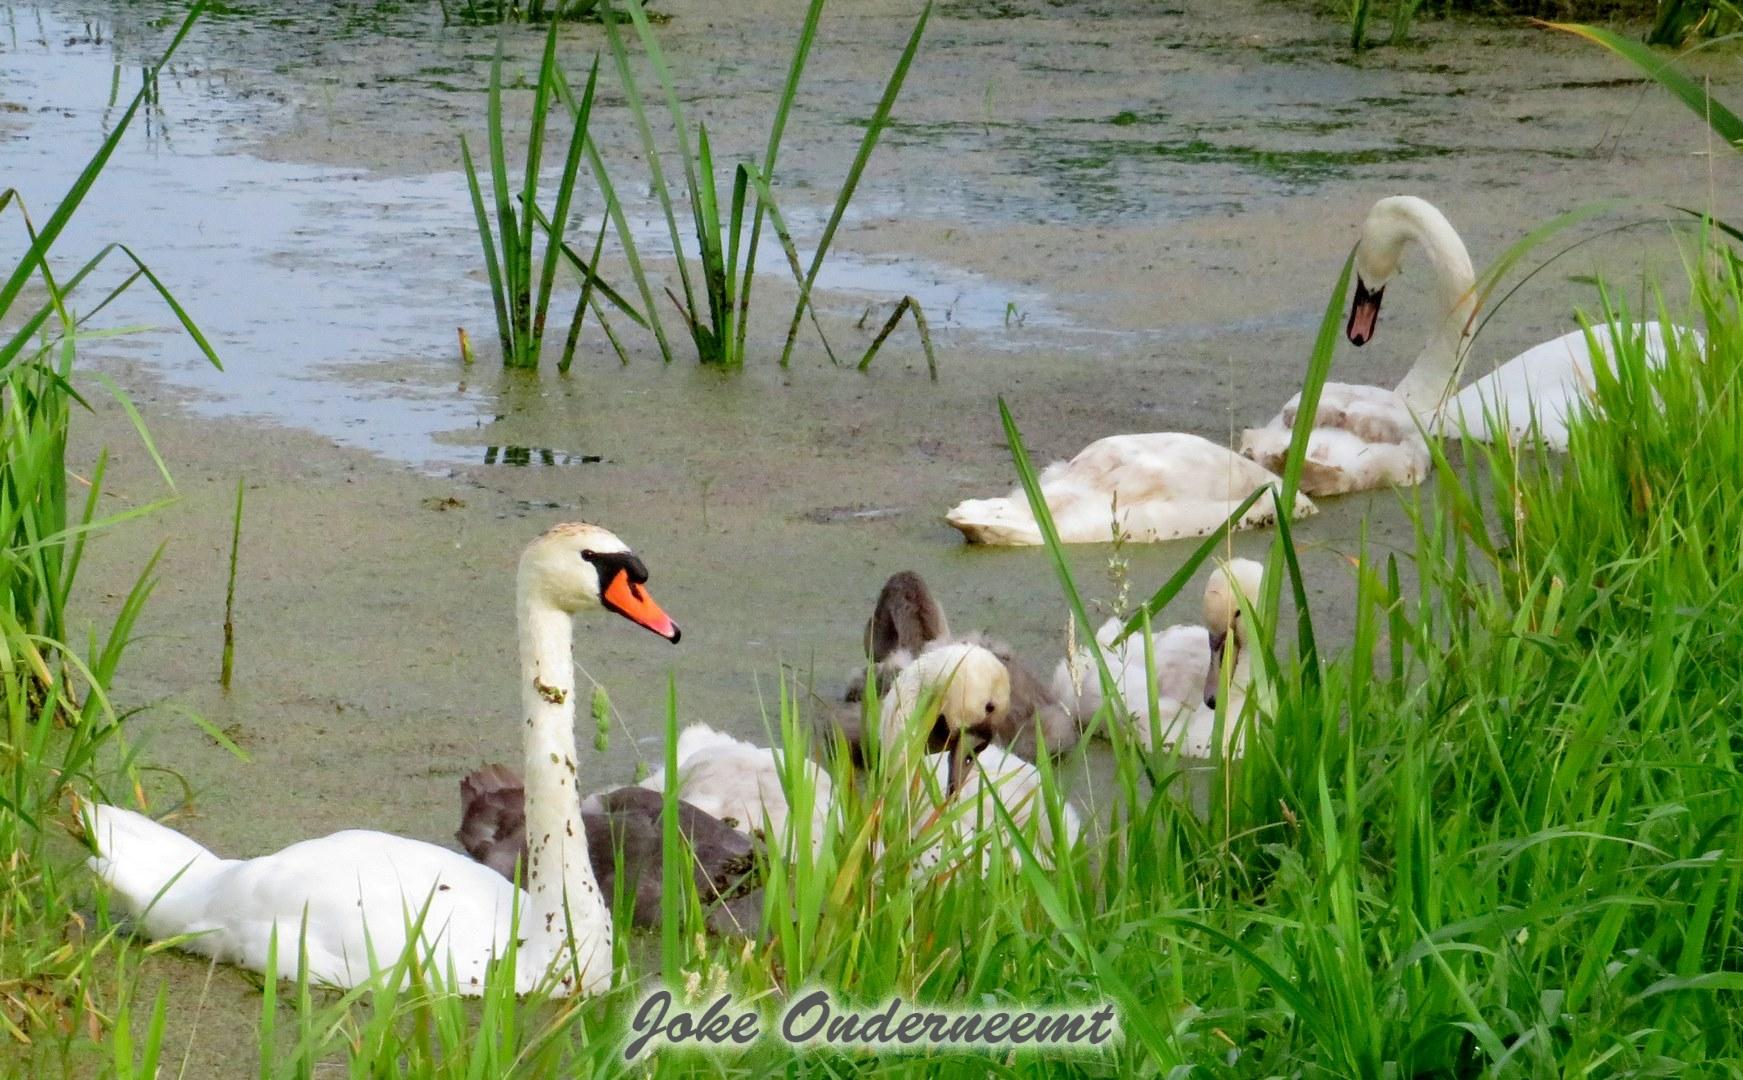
[1203,558,1264,708]
[865,570,950,662]
[881,643,1010,793]
[518,523,680,641]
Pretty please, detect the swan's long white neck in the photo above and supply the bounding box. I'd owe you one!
[1385,203,1479,415]
[516,577,611,993]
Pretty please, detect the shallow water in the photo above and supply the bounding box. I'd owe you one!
[5,0,1742,1071]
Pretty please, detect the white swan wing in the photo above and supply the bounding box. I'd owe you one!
[89,805,516,992]
[1440,322,1698,450]
[1242,384,1428,496]
[199,831,516,987]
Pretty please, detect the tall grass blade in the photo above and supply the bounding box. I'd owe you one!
[1548,21,1743,147]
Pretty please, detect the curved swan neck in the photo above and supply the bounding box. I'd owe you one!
[515,576,611,990]
[1385,201,1479,414]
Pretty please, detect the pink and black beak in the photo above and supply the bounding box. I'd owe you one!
[1346,276,1384,347]
[585,550,681,643]
[1203,630,1229,709]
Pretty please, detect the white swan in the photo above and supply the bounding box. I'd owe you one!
[1054,558,1263,758]
[1240,196,1478,495]
[872,647,1080,874]
[947,433,1316,546]
[638,723,835,859]
[83,523,681,996]
[1246,196,1701,482]
[876,642,1010,758]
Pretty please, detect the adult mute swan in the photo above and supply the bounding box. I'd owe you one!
[1246,196,1702,484]
[1241,196,1477,495]
[83,523,681,996]
[947,432,1316,546]
[1053,558,1263,758]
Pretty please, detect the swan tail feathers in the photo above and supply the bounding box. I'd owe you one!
[83,803,224,929]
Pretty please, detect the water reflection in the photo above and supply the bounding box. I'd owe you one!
[482,445,603,467]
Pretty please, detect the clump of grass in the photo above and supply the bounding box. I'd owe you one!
[595,0,933,368]
[1389,0,1423,43]
[461,20,645,370]
[1347,0,1426,49]
[0,2,235,1064]
[1646,0,1740,45]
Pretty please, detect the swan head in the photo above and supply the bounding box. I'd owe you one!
[1349,195,1472,348]
[519,523,681,642]
[880,642,1010,794]
[1203,558,1263,708]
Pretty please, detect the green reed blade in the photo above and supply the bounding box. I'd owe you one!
[694,123,727,356]
[600,0,700,346]
[485,33,523,361]
[559,216,611,374]
[736,0,827,360]
[461,135,513,360]
[534,55,599,357]
[997,396,1120,714]
[1551,21,1743,148]
[781,1,931,366]
[1108,485,1265,647]
[741,164,837,364]
[520,18,560,354]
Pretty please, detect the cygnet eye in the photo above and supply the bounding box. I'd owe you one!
[984,701,996,715]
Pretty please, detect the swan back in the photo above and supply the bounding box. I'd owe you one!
[946,433,1315,546]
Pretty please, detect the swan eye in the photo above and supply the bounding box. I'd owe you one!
[579,549,596,560]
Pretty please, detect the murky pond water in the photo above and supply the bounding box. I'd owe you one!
[4,0,1740,1069]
